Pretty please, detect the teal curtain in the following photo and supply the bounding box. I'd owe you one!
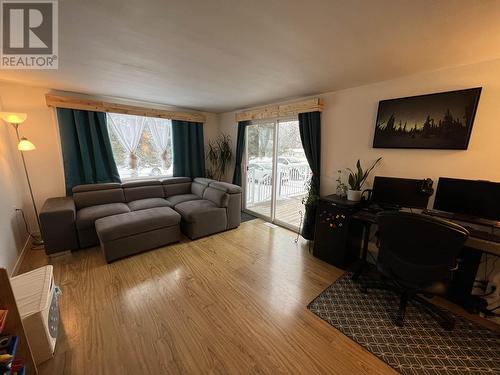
[57,108,120,195]
[298,111,321,240]
[232,120,250,186]
[172,120,205,178]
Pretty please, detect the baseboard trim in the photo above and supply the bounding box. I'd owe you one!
[11,235,31,277]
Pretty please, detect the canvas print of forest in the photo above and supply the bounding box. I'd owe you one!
[373,88,481,149]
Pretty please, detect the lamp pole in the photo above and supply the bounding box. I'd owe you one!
[12,123,44,246]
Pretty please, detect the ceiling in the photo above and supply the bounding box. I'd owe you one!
[2,0,500,113]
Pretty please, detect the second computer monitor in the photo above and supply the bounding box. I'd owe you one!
[371,176,431,209]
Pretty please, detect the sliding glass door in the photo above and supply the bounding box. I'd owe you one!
[244,119,312,230]
[245,123,274,219]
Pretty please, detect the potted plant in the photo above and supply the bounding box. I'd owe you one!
[346,158,382,201]
[205,134,232,181]
[301,177,319,240]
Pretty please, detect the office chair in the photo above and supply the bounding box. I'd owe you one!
[362,211,469,330]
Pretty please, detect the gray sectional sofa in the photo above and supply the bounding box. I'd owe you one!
[39,177,242,262]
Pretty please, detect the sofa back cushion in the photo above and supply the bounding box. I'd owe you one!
[191,178,213,198]
[73,183,125,209]
[203,187,229,207]
[122,180,164,202]
[161,177,192,197]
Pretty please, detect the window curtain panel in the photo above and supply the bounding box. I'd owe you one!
[171,120,205,178]
[148,118,172,170]
[57,108,120,195]
[298,111,321,240]
[107,113,145,170]
[232,120,250,186]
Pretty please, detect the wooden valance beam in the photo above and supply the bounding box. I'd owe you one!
[235,98,324,122]
[45,94,206,123]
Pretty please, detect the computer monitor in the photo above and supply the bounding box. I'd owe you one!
[433,177,500,221]
[371,176,431,209]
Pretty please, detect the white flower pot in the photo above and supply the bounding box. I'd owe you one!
[347,189,362,202]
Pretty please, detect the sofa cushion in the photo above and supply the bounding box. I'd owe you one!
[73,183,122,193]
[166,194,201,207]
[127,198,171,212]
[95,207,181,242]
[191,181,208,198]
[160,177,191,185]
[76,203,130,229]
[122,180,164,202]
[193,177,215,185]
[163,182,192,197]
[73,186,125,209]
[174,199,221,222]
[121,179,162,188]
[203,187,229,207]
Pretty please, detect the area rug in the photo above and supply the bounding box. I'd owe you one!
[241,211,258,223]
[307,271,500,375]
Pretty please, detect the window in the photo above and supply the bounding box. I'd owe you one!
[107,113,173,180]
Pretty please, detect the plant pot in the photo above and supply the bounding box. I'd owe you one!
[347,189,362,202]
[301,204,317,240]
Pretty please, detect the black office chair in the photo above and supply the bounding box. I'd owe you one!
[362,211,469,330]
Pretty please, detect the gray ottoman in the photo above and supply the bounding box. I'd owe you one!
[95,207,181,263]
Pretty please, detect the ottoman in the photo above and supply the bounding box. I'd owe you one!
[95,206,181,263]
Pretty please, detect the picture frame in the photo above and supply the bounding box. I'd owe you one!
[373,88,482,149]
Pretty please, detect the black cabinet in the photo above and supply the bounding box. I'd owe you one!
[313,195,363,269]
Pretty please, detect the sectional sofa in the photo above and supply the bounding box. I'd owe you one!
[39,177,242,262]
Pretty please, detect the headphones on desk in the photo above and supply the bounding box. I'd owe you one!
[418,178,434,196]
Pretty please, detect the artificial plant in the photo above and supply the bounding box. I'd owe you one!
[206,134,233,181]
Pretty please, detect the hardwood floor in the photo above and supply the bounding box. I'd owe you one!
[21,219,490,375]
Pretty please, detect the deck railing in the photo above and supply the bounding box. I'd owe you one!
[246,164,311,206]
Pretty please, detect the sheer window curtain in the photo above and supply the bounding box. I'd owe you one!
[107,113,145,173]
[148,118,172,170]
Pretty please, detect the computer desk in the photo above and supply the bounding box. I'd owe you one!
[350,206,500,312]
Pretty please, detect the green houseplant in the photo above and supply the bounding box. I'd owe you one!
[205,134,232,181]
[346,158,382,201]
[301,177,319,240]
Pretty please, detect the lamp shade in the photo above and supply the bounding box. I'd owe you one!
[18,137,36,151]
[0,112,27,124]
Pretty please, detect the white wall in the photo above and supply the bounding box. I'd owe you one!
[219,58,500,203]
[0,97,32,273]
[0,82,57,273]
[0,82,66,231]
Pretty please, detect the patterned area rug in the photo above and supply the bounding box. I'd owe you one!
[308,272,500,375]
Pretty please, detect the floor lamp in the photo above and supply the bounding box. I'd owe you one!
[1,112,44,246]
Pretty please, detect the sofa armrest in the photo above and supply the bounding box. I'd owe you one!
[207,181,241,229]
[209,181,242,194]
[40,197,79,254]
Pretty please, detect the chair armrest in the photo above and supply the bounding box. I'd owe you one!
[40,197,79,254]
